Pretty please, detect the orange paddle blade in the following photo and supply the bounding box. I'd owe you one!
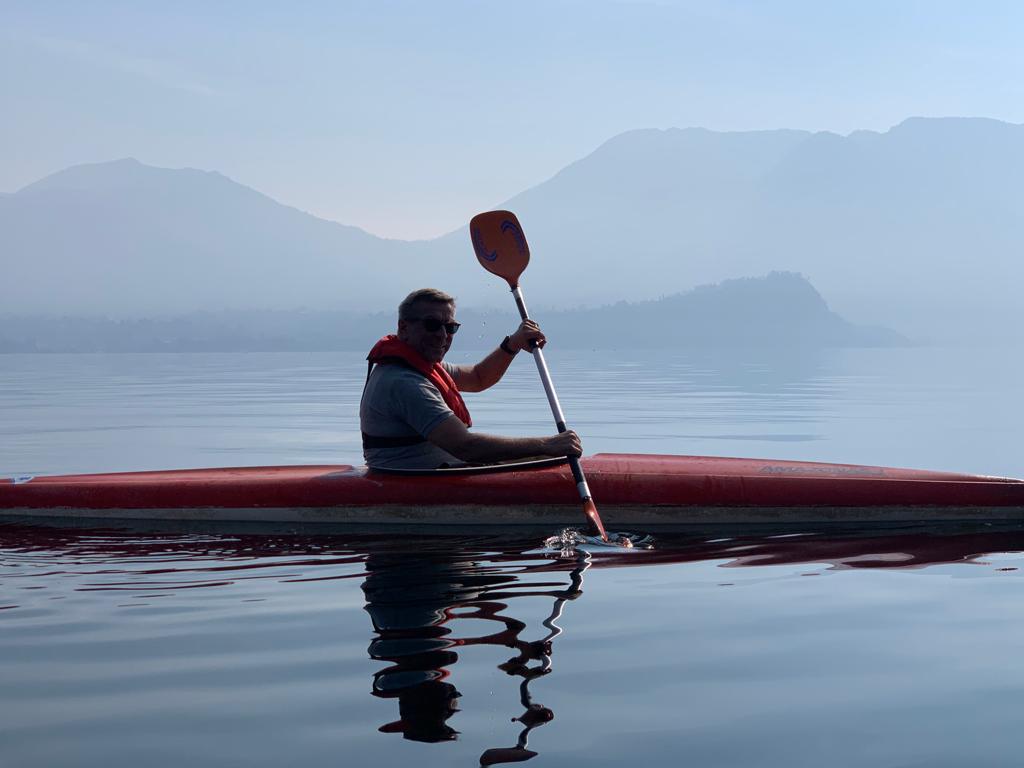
[583,498,610,543]
[469,210,531,288]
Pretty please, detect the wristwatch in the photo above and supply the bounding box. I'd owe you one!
[500,335,518,355]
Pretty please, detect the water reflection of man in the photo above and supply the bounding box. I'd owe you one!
[361,550,515,742]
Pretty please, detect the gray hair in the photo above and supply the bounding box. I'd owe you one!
[398,288,456,320]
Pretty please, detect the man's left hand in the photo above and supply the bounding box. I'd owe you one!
[509,320,546,352]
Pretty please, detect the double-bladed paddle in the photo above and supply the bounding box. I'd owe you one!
[469,210,610,543]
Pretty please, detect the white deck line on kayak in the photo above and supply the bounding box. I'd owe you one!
[3,504,1024,525]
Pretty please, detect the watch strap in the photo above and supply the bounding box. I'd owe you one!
[500,335,518,355]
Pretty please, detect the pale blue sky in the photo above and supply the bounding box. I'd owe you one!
[2,1,1022,238]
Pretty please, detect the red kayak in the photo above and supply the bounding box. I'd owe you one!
[3,453,1023,525]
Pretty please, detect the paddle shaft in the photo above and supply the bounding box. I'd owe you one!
[510,286,608,541]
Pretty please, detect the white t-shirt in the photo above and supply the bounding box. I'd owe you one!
[359,362,463,469]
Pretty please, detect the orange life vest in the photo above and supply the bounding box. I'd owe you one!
[365,335,472,428]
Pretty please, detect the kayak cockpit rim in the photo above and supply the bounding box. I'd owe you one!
[366,456,569,476]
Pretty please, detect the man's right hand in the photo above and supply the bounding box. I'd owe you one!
[544,430,582,458]
[427,416,583,463]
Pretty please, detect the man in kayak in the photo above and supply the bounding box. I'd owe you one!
[360,288,582,469]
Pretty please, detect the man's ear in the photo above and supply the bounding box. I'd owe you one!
[396,318,408,338]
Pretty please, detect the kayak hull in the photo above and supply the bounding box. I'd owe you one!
[3,453,1023,525]
[5,504,1024,527]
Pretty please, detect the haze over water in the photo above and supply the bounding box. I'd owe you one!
[1,346,1020,478]
[2,347,1023,767]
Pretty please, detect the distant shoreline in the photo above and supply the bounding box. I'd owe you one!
[1,273,908,353]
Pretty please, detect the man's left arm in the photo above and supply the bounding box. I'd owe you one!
[451,320,546,393]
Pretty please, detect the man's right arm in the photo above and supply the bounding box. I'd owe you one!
[427,416,582,464]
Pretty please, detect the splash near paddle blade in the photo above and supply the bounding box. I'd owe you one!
[470,210,531,288]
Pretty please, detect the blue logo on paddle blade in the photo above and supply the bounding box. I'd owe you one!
[501,219,528,256]
[472,225,498,262]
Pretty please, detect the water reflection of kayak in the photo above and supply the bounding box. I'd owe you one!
[3,453,1023,524]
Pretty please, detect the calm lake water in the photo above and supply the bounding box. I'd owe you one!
[2,346,1024,767]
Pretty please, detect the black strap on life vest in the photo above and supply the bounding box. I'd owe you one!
[365,357,406,381]
[361,431,427,449]
[361,358,427,450]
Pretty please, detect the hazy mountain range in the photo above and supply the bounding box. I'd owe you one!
[2,117,1022,342]
[0,272,903,353]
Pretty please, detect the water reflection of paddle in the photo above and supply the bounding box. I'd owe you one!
[478,559,585,765]
[361,546,587,754]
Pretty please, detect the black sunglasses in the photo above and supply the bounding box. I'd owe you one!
[409,317,461,334]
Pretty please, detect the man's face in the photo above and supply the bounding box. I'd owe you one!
[397,301,457,363]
